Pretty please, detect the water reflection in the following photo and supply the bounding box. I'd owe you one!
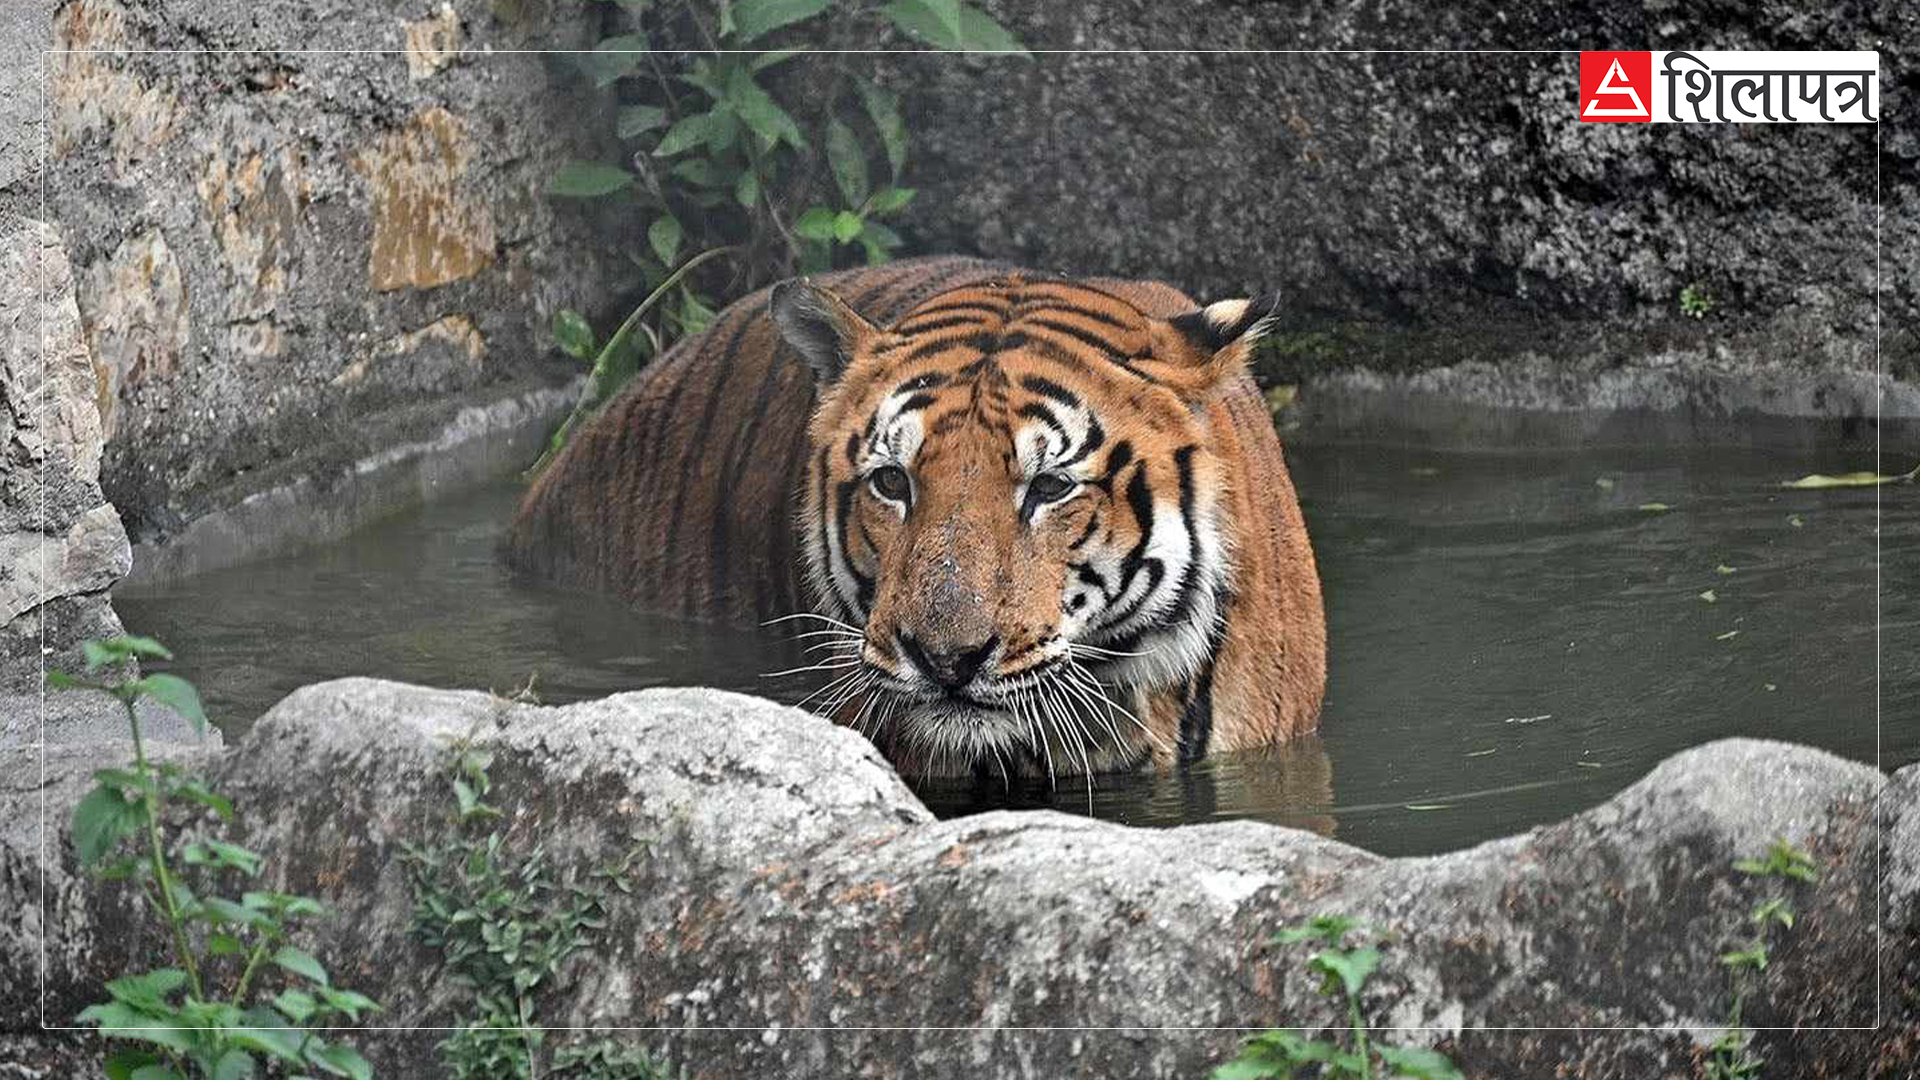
[117,441,1911,857]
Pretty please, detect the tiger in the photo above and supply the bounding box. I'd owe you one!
[506,255,1326,779]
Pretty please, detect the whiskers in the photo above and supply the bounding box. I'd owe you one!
[763,612,1167,800]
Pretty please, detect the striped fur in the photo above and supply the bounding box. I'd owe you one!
[507,256,1325,778]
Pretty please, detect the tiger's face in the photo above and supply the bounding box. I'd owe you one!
[771,274,1277,776]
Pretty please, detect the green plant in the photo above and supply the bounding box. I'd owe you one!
[1213,915,1462,1080]
[1680,283,1714,319]
[536,0,1026,467]
[1706,839,1820,1080]
[51,635,379,1080]
[400,742,667,1079]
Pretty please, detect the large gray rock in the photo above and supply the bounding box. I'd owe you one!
[0,215,133,699]
[5,680,1911,1077]
[38,0,625,553]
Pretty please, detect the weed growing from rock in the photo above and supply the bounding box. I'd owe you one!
[1707,839,1819,1080]
[52,635,380,1080]
[400,741,669,1079]
[1212,915,1462,1080]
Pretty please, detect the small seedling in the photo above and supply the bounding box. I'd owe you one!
[1707,839,1819,1080]
[1680,284,1714,319]
[1213,916,1462,1080]
[401,741,667,1079]
[51,636,379,1080]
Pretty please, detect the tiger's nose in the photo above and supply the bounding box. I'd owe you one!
[898,632,999,691]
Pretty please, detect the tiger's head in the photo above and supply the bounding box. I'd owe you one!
[769,273,1278,777]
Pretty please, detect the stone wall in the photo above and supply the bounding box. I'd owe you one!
[777,0,1914,441]
[35,0,626,551]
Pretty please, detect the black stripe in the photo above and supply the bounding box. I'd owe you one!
[896,371,948,393]
[1016,402,1065,438]
[904,330,996,364]
[1018,374,1079,409]
[1160,445,1204,632]
[895,299,1009,325]
[1020,316,1132,363]
[1177,636,1220,765]
[1015,298,1134,330]
[1068,511,1101,551]
[1060,416,1105,469]
[895,313,999,338]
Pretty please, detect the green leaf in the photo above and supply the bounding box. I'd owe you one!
[654,113,713,157]
[131,1065,189,1080]
[273,945,330,987]
[751,48,806,71]
[72,785,143,867]
[132,673,207,736]
[649,214,684,266]
[308,1044,374,1080]
[727,0,831,43]
[867,186,916,215]
[1780,465,1918,489]
[883,0,1027,52]
[1308,946,1379,998]
[855,79,908,177]
[735,169,760,209]
[882,0,962,48]
[832,210,864,244]
[579,34,647,87]
[1638,502,1671,512]
[105,969,188,1010]
[1272,914,1360,947]
[208,932,246,956]
[46,670,90,690]
[316,986,381,1022]
[793,207,837,241]
[105,1051,164,1080]
[825,118,870,208]
[546,160,635,198]
[670,157,719,188]
[272,988,317,1024]
[86,635,174,669]
[170,777,234,821]
[211,1049,255,1080]
[1376,1045,1466,1080]
[954,3,1027,54]
[617,105,669,140]
[724,66,806,150]
[858,219,902,265]
[78,1003,193,1051]
[226,1025,305,1064]
[552,308,596,361]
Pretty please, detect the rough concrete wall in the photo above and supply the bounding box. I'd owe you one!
[803,1,1914,437]
[40,0,625,547]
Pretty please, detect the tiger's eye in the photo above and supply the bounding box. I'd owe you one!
[870,464,911,503]
[1029,471,1076,504]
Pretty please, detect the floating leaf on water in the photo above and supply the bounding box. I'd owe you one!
[1464,748,1497,758]
[1404,803,1454,812]
[1715,564,1737,575]
[1779,464,1918,489]
[1764,683,1777,692]
[1699,589,1717,603]
[1717,630,1741,641]
[1594,477,1615,490]
[1575,761,1604,769]
[1503,713,1552,725]
[1638,502,1671,512]
[1788,514,1805,527]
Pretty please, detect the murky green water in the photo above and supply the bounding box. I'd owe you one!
[118,442,1915,857]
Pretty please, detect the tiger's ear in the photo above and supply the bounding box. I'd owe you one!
[769,278,880,386]
[1146,293,1283,396]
